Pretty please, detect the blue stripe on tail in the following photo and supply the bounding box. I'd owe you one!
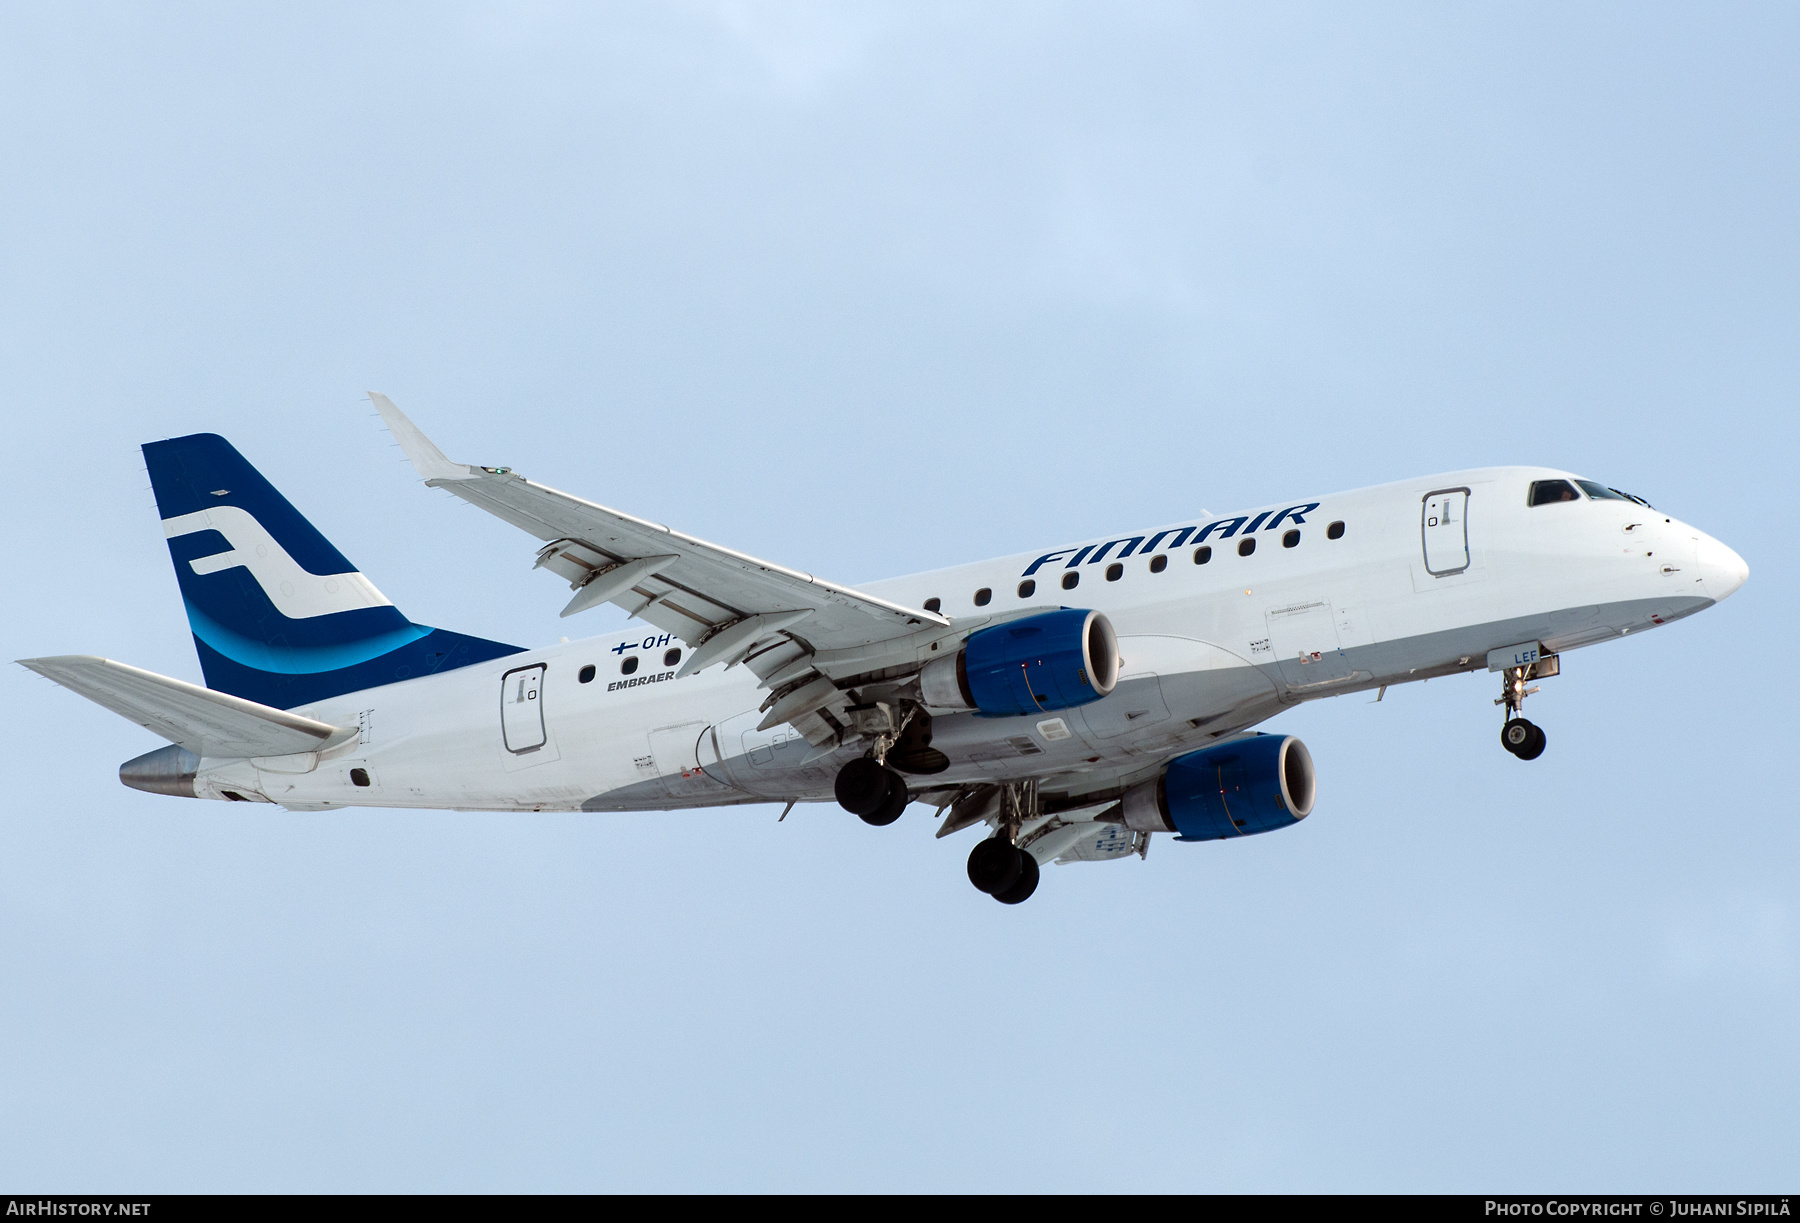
[143,433,522,709]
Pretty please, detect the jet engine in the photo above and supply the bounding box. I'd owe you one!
[1117,733,1315,840]
[919,608,1119,717]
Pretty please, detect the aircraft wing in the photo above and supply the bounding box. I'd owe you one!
[18,655,356,758]
[371,394,961,745]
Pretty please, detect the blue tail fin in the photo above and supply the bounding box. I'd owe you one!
[143,433,523,709]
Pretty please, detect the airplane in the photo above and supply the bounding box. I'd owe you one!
[19,395,1749,904]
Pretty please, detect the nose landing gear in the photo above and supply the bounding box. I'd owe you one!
[1494,657,1555,760]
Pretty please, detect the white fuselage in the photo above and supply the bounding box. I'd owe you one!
[194,466,1746,812]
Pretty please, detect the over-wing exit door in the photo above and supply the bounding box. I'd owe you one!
[1422,488,1471,576]
[500,664,547,753]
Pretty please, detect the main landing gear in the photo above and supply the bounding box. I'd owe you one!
[834,756,909,826]
[831,702,1044,905]
[1495,656,1557,761]
[955,780,1042,904]
[833,700,948,827]
[967,835,1040,905]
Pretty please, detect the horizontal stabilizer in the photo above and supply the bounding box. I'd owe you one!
[18,655,356,758]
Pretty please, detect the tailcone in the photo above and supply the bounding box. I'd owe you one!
[120,744,200,797]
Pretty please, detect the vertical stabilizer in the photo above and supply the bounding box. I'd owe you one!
[143,433,521,708]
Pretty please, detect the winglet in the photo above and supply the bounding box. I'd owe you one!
[368,392,476,483]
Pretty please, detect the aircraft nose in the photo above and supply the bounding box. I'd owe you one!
[1695,534,1749,602]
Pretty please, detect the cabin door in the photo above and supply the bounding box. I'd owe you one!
[1421,488,1471,576]
[500,664,547,754]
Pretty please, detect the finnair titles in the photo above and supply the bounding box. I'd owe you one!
[22,395,1749,904]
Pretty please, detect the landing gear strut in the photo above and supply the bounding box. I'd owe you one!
[1495,659,1553,760]
[834,700,941,826]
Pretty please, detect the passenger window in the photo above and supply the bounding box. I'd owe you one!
[663,648,681,667]
[1017,579,1036,598]
[1062,571,1080,590]
[350,768,370,788]
[578,664,596,684]
[1238,537,1256,557]
[621,656,639,675]
[1576,480,1631,502]
[1327,521,1345,540]
[974,587,992,606]
[1194,546,1212,565]
[1149,554,1167,573]
[1282,529,1300,548]
[1528,479,1580,506]
[1105,562,1123,581]
[923,597,941,613]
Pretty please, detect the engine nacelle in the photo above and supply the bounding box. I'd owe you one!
[1118,733,1315,840]
[919,608,1119,717]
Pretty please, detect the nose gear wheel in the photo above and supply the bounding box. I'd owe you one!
[1501,717,1546,760]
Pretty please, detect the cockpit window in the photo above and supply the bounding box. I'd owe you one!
[1528,479,1580,506]
[1576,480,1631,502]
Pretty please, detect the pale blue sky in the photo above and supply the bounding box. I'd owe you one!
[1,2,1794,1190]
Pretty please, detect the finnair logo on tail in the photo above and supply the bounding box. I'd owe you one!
[162,507,393,620]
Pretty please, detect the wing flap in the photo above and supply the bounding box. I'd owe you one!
[19,655,354,758]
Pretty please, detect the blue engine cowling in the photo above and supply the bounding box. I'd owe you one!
[918,608,1119,716]
[1118,733,1316,840]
